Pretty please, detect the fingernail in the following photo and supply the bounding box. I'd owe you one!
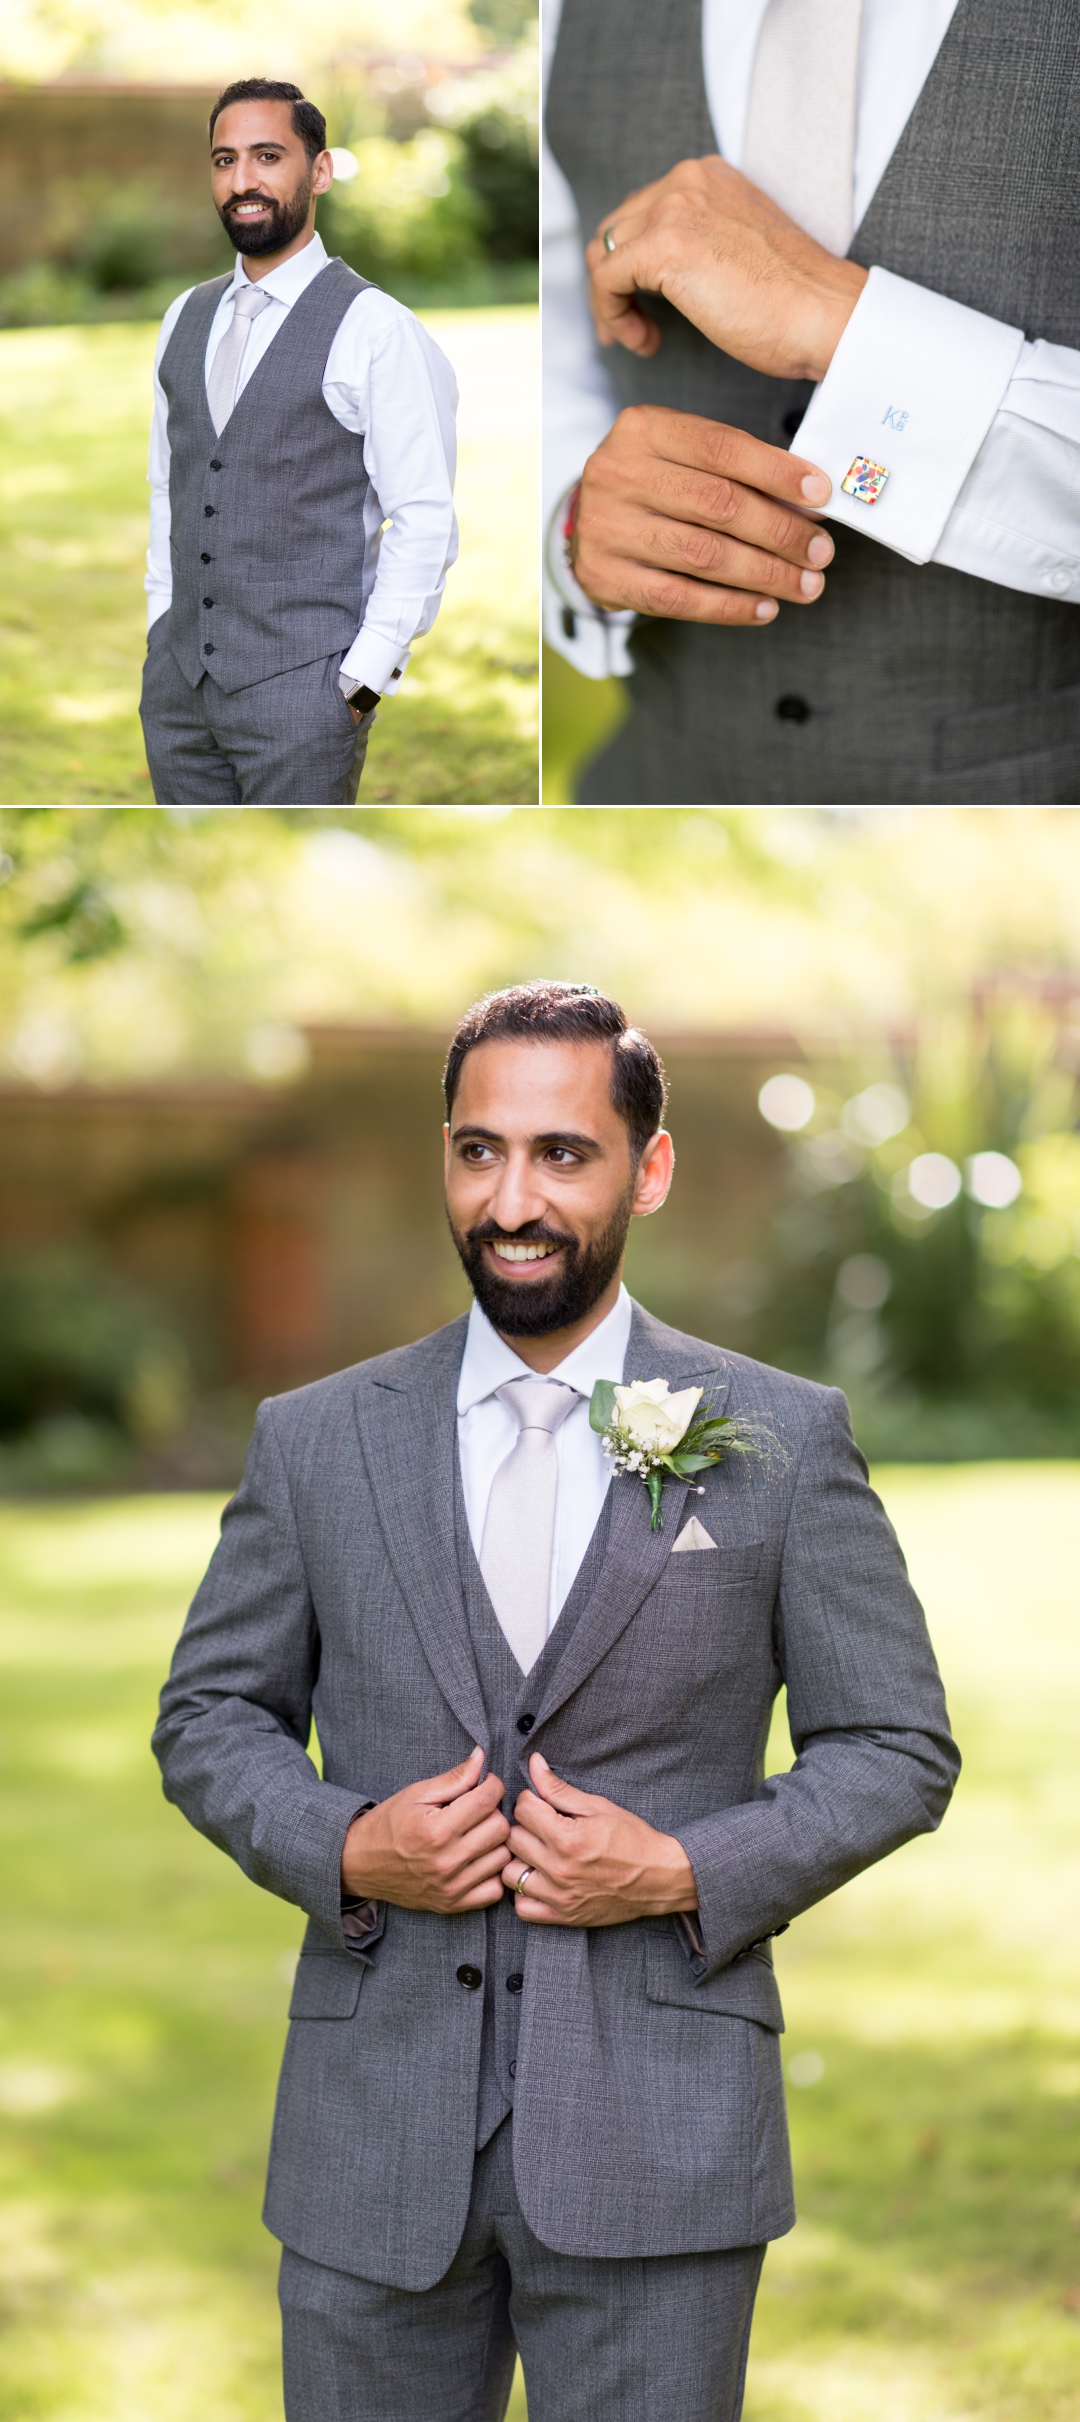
[532,1751,549,1769]
[801,473,831,503]
[800,569,824,598]
[807,533,833,568]
[755,599,779,621]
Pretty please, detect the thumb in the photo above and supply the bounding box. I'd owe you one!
[528,1751,593,1815]
[424,1744,486,1804]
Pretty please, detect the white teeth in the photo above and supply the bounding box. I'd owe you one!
[491,1242,557,1263]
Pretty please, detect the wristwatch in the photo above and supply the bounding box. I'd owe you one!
[341,682,381,714]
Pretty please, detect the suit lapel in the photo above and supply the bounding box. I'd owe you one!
[530,1302,732,1732]
[352,1317,490,1749]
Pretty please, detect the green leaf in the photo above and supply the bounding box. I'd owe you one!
[589,1378,618,1435]
[670,1450,721,1474]
[647,1470,665,1530]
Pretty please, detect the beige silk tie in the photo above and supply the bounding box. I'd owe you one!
[206,281,272,436]
[479,1379,579,1675]
[742,0,864,256]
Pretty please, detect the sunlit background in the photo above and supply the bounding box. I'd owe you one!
[0,0,538,806]
[1,805,1079,2421]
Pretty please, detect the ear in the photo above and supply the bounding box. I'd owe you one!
[631,1128,674,1219]
[312,149,335,198]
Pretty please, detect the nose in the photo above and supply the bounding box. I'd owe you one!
[487,1149,550,1236]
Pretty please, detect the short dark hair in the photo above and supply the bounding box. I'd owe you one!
[209,79,327,163]
[443,981,668,1160]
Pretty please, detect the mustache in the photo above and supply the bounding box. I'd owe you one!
[467,1220,574,1250]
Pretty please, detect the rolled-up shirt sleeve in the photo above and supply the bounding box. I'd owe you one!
[326,294,459,698]
[790,264,1080,606]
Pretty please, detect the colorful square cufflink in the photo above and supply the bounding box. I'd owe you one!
[841,456,890,504]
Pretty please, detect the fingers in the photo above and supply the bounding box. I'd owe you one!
[418,1745,486,1804]
[607,408,832,512]
[527,1751,595,1814]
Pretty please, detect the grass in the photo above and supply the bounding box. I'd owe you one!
[541,639,626,804]
[0,309,537,809]
[0,1466,1077,2418]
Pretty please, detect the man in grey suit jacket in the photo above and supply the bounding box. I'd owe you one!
[154,980,959,2422]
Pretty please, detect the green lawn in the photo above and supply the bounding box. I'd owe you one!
[0,310,537,808]
[0,1467,1077,2419]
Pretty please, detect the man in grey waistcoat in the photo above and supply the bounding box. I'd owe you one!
[140,77,457,807]
[544,0,1080,804]
[153,980,959,2422]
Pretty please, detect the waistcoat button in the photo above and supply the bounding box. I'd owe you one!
[200,551,212,564]
[203,642,214,654]
[203,597,214,608]
[209,459,222,471]
[204,505,215,517]
[516,1713,535,1735]
[506,1971,524,1993]
[456,1964,483,1990]
[509,2058,517,2076]
[775,694,811,724]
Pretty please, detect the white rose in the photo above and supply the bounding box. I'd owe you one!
[613,1377,703,1454]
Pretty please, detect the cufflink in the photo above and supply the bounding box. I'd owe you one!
[841,455,890,504]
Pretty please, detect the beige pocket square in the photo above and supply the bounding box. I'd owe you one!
[670,1516,717,1553]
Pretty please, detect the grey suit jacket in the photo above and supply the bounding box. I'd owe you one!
[152,1302,959,2287]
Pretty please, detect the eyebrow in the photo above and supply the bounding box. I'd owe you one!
[451,1124,602,1152]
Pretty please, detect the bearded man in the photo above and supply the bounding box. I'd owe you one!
[140,77,457,806]
[153,981,958,2422]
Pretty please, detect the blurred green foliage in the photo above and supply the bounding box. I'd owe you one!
[0,1249,193,1485]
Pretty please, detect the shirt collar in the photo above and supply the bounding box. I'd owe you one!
[456,1283,633,1415]
[228,229,327,306]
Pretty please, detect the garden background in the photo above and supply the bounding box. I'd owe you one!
[0,0,538,807]
[1,805,1079,2420]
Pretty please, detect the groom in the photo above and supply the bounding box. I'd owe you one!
[153,981,958,2421]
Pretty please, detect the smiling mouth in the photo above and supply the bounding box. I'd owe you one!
[488,1241,562,1265]
[229,202,272,218]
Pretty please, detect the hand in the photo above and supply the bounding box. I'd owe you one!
[345,695,362,725]
[341,1744,511,1914]
[585,155,868,383]
[503,1751,698,1928]
[572,405,834,625]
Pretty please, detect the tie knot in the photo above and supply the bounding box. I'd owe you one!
[495,1378,578,1436]
[234,282,271,320]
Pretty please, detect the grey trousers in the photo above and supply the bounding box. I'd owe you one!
[139,615,375,806]
[277,2115,765,2422]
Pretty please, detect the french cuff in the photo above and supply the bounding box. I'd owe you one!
[338,632,411,697]
[791,265,1024,564]
[543,484,636,680]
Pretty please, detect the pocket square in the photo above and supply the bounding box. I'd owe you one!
[670,1516,717,1554]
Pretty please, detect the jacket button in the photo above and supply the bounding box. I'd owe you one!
[456,1964,482,1990]
[203,597,214,608]
[506,1971,524,1994]
[200,551,212,563]
[210,459,222,471]
[203,642,214,654]
[204,505,215,517]
[509,2058,517,2076]
[516,1713,535,1735]
[776,694,812,723]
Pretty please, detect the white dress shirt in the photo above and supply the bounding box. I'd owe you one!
[456,1283,633,1636]
[543,0,1080,679]
[146,231,459,698]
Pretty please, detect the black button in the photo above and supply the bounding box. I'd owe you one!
[781,407,805,439]
[506,1971,524,1994]
[202,597,214,608]
[776,694,811,724]
[203,642,214,655]
[516,1713,535,1735]
[204,505,215,517]
[210,459,222,471]
[509,2059,517,2076]
[456,1964,482,1990]
[200,551,212,563]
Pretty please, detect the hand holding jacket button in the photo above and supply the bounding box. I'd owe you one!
[456,1964,483,1990]
[516,1714,535,1735]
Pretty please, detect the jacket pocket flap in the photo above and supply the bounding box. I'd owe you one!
[645,1926,784,2031]
[289,1953,365,2020]
[664,1540,764,1585]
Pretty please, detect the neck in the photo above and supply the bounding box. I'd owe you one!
[242,221,316,281]
[495,1273,624,1374]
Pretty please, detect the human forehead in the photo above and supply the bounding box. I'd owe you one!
[450,1036,625,1141]
[211,103,302,154]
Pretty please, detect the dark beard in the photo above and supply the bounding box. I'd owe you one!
[449,1190,634,1338]
[218,176,312,255]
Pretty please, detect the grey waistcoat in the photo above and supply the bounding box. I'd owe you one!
[453,1453,613,2151]
[158,258,373,694]
[546,0,1080,804]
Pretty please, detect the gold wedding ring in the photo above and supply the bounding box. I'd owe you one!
[516,1867,534,1894]
[602,225,617,252]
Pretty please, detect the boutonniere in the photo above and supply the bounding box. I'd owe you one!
[589,1375,754,1531]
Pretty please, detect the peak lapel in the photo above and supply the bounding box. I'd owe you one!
[530,1303,733,1731]
[352,1319,489,1749]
